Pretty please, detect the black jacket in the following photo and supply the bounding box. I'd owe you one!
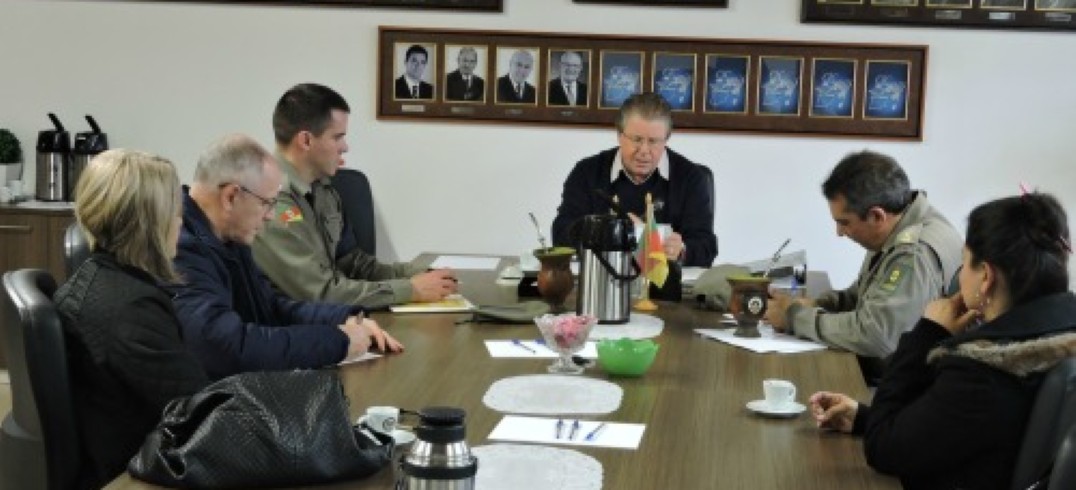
[551,147,718,266]
[55,253,209,489]
[853,292,1076,490]
[170,191,353,381]
[445,70,484,101]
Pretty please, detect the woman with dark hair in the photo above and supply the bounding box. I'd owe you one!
[809,191,1076,490]
[56,150,209,489]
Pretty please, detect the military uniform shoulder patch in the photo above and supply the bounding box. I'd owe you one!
[879,261,911,293]
[277,202,303,223]
[894,224,923,245]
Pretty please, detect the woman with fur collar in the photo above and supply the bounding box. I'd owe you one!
[809,191,1076,490]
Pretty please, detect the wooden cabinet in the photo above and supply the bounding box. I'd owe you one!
[0,205,75,368]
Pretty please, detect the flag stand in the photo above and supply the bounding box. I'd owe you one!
[634,277,658,311]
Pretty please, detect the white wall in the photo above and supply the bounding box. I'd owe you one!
[2,0,1075,287]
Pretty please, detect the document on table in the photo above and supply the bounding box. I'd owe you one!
[489,415,645,450]
[338,352,381,366]
[430,255,500,270]
[695,325,828,354]
[484,340,598,359]
[390,294,476,313]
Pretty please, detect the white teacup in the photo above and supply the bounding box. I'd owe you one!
[763,379,797,409]
[8,180,22,198]
[362,406,399,435]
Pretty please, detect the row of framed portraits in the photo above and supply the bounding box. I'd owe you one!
[804,0,1076,30]
[387,43,912,120]
[378,27,927,140]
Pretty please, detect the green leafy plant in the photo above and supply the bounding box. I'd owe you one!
[0,129,22,163]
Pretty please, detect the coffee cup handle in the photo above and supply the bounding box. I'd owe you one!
[789,385,797,402]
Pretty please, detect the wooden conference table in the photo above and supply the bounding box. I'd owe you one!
[109,255,900,490]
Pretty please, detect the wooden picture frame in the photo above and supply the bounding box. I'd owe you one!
[802,0,1076,31]
[117,0,503,10]
[378,26,928,140]
[573,0,728,6]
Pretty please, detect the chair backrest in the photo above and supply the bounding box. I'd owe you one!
[698,164,718,257]
[1049,422,1076,489]
[1011,357,1076,490]
[1,269,81,490]
[63,223,90,277]
[330,168,376,256]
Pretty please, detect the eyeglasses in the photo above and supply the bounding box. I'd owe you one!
[621,133,667,150]
[220,183,278,210]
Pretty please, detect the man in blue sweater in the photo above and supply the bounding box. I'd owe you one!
[171,133,402,380]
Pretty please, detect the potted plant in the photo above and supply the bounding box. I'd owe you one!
[0,129,22,165]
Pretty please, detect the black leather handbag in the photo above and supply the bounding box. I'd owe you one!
[128,369,393,489]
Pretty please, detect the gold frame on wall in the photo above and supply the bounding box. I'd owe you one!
[378,26,929,140]
[802,0,1076,30]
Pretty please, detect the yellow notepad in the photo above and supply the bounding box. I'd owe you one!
[389,294,476,314]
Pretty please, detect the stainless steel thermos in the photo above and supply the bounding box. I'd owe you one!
[575,214,640,324]
[397,407,478,490]
[69,115,108,200]
[35,113,70,202]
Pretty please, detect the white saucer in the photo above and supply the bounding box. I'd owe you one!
[392,429,416,445]
[746,400,806,418]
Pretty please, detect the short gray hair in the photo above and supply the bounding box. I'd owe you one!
[193,134,273,188]
[615,92,672,136]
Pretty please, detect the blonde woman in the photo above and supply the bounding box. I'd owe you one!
[55,149,208,489]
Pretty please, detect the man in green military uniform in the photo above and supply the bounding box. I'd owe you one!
[252,83,458,309]
[766,151,962,376]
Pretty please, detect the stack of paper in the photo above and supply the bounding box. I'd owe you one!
[430,255,500,270]
[695,327,828,354]
[488,415,645,450]
[484,340,598,359]
[390,294,475,313]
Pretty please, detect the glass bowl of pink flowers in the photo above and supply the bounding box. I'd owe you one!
[534,313,597,374]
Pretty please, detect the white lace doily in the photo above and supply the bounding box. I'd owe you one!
[483,375,623,415]
[589,313,664,340]
[473,444,603,490]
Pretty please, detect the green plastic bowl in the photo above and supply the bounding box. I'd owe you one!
[597,338,659,377]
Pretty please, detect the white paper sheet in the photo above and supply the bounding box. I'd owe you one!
[389,295,475,313]
[694,326,828,354]
[485,340,598,359]
[681,266,708,285]
[430,255,501,270]
[488,415,645,450]
[338,352,382,365]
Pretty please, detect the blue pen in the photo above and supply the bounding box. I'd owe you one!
[555,419,564,439]
[512,339,537,354]
[584,423,607,442]
[568,420,581,440]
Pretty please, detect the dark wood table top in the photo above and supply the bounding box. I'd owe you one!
[108,255,900,490]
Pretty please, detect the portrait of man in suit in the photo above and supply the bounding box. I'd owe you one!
[496,48,538,105]
[1037,0,1076,9]
[394,43,435,101]
[548,50,589,107]
[444,45,486,102]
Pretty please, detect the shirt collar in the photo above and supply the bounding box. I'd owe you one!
[609,149,670,184]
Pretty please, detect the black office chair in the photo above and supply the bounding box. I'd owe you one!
[1010,357,1076,490]
[699,164,718,258]
[63,223,91,277]
[0,269,81,490]
[330,168,376,256]
[1048,422,1076,489]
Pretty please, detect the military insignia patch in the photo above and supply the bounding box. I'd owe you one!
[879,262,910,293]
[277,203,303,223]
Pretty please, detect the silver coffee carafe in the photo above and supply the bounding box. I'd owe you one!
[35,113,70,202]
[397,407,477,490]
[576,214,639,324]
[69,115,108,201]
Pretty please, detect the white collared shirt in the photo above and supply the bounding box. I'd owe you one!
[404,75,422,95]
[609,149,670,185]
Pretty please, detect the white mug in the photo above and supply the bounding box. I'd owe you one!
[8,180,22,199]
[0,186,11,204]
[763,379,797,408]
[363,406,399,435]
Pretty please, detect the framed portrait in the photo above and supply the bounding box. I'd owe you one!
[444,45,488,104]
[803,0,1076,29]
[757,57,803,117]
[377,27,927,139]
[572,0,727,6]
[863,61,910,120]
[810,58,856,118]
[599,51,644,110]
[547,49,592,108]
[703,55,749,114]
[392,42,437,102]
[1035,0,1076,10]
[819,0,865,3]
[494,47,540,106]
[121,0,503,9]
[653,53,697,112]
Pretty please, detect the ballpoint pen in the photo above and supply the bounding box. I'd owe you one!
[762,238,792,278]
[555,419,564,439]
[584,422,607,442]
[512,339,537,354]
[568,420,581,440]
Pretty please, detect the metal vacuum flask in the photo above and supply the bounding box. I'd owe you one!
[35,113,70,202]
[575,214,639,324]
[397,407,477,490]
